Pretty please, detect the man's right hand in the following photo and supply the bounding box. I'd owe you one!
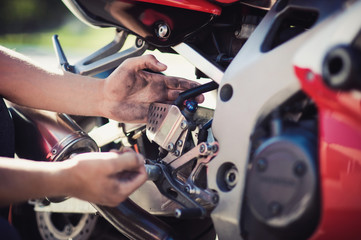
[64,151,147,207]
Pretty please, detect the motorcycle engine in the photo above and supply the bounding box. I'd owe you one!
[242,95,320,240]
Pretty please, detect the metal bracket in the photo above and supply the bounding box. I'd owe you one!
[152,142,219,219]
[146,103,189,159]
[73,30,148,76]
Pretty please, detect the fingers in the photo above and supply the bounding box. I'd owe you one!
[112,152,144,171]
[164,77,199,90]
[110,147,134,154]
[115,166,147,197]
[131,54,167,72]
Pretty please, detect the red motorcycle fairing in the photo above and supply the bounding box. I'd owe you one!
[133,0,222,15]
[293,3,361,238]
[62,0,217,47]
[295,67,361,240]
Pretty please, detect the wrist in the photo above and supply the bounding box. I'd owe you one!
[50,160,78,197]
[96,78,108,118]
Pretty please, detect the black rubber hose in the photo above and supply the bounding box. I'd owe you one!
[197,119,213,144]
[174,81,218,107]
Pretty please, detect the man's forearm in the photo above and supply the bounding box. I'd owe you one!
[0,46,104,117]
[0,158,73,205]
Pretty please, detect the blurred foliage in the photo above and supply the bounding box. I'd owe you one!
[0,21,116,52]
[0,0,116,52]
[0,0,69,34]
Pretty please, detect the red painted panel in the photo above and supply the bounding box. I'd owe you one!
[213,0,239,3]
[295,66,361,240]
[134,0,222,15]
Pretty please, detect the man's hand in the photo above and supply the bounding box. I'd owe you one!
[65,151,147,207]
[101,54,204,123]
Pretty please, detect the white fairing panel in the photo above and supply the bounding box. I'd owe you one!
[208,1,361,239]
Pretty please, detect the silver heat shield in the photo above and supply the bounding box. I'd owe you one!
[9,104,99,162]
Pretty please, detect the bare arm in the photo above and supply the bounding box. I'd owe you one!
[0,151,147,207]
[0,46,203,123]
[0,46,103,118]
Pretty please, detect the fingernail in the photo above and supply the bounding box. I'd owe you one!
[157,62,167,69]
[136,154,145,164]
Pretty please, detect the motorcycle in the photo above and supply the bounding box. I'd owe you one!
[9,0,361,239]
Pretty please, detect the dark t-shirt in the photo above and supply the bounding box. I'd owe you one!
[0,98,14,158]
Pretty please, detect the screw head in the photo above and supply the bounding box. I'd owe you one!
[175,209,182,218]
[157,23,170,39]
[212,144,218,153]
[256,158,268,172]
[294,161,307,177]
[64,224,73,235]
[177,140,183,147]
[268,202,283,217]
[212,194,219,204]
[167,143,175,152]
[225,168,238,189]
[199,144,206,153]
[174,150,180,156]
[180,120,188,129]
[136,38,144,48]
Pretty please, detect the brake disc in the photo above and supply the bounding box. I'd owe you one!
[35,212,97,240]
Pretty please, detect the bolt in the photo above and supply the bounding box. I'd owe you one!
[157,23,169,38]
[228,172,236,182]
[212,194,219,204]
[136,38,144,47]
[256,158,267,172]
[175,209,182,218]
[294,161,307,177]
[234,29,241,37]
[199,144,206,153]
[64,224,73,236]
[180,120,188,129]
[212,144,219,153]
[268,202,283,217]
[225,168,238,188]
[174,150,180,157]
[185,186,191,194]
[167,143,175,152]
[177,140,183,147]
[51,149,57,155]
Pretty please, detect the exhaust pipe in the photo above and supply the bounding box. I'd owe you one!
[9,104,99,202]
[9,104,98,162]
[94,199,178,240]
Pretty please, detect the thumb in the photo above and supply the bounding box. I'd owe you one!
[137,54,167,72]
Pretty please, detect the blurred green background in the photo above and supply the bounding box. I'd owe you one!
[0,0,115,53]
[0,0,216,109]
